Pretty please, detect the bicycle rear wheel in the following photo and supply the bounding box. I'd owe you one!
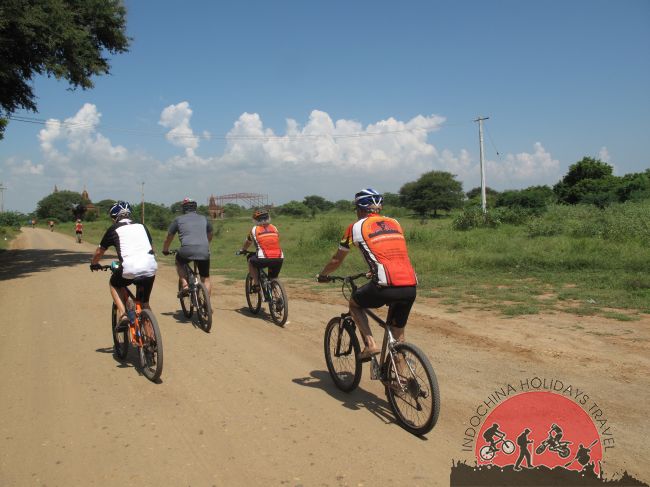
[138,309,163,382]
[324,316,361,392]
[195,282,212,332]
[245,274,262,314]
[111,304,128,359]
[385,342,440,435]
[179,280,193,318]
[268,279,288,326]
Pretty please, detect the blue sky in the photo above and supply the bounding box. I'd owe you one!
[1,0,649,213]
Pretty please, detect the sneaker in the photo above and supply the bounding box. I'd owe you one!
[250,284,260,293]
[177,287,189,298]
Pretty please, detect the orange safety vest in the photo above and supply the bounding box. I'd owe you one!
[250,224,283,259]
[340,214,417,287]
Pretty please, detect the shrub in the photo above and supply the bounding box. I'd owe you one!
[452,207,500,230]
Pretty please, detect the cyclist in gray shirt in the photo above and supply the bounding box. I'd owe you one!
[163,198,214,297]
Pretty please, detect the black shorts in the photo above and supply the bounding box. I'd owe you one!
[110,270,156,303]
[351,282,416,328]
[175,253,210,278]
[248,255,283,279]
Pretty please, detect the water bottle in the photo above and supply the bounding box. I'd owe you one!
[370,356,380,380]
[126,299,136,324]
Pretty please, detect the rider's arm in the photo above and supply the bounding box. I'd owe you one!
[207,231,213,243]
[162,233,175,254]
[319,248,349,277]
[90,246,106,266]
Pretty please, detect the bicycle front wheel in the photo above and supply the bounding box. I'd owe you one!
[245,274,262,314]
[385,342,440,435]
[179,280,193,318]
[324,317,361,392]
[138,309,163,382]
[195,282,212,332]
[111,304,128,359]
[268,279,288,326]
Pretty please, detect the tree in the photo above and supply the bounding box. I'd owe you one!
[36,190,84,222]
[0,0,130,139]
[466,186,500,200]
[333,199,353,211]
[303,195,334,215]
[399,171,464,218]
[496,185,554,210]
[277,201,310,217]
[553,157,619,205]
[382,192,402,207]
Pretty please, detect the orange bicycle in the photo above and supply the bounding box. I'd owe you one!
[91,262,163,382]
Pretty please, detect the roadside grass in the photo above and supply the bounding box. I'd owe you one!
[0,227,20,250]
[40,201,650,318]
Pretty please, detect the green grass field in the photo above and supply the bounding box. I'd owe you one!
[41,200,650,320]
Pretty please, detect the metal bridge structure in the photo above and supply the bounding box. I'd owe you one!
[208,193,269,219]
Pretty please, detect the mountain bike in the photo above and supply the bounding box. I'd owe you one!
[91,262,163,382]
[322,274,440,435]
[237,250,288,326]
[479,435,516,461]
[169,250,212,333]
[76,232,82,243]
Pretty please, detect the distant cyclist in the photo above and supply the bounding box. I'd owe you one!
[483,423,506,452]
[238,209,283,294]
[48,220,55,231]
[162,198,213,297]
[75,219,83,243]
[90,201,158,321]
[317,188,417,359]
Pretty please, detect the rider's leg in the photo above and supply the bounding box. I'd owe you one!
[248,260,260,288]
[349,298,379,354]
[110,285,128,319]
[176,261,189,290]
[201,276,212,296]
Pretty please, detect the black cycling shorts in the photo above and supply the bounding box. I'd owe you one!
[175,254,210,278]
[110,270,156,303]
[248,256,283,279]
[351,282,416,328]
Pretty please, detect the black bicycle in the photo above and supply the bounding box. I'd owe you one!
[237,250,288,326]
[169,250,212,332]
[322,273,440,435]
[91,262,163,382]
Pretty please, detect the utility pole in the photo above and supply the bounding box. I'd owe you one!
[0,181,6,213]
[140,182,145,224]
[474,116,489,214]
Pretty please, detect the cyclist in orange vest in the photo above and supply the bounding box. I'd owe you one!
[318,188,417,359]
[239,209,284,292]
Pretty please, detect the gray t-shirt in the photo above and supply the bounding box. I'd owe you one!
[168,212,213,260]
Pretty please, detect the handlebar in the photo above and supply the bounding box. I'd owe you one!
[323,272,368,283]
[164,249,178,256]
[90,264,112,272]
[236,250,256,256]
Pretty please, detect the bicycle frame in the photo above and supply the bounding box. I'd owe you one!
[117,285,145,347]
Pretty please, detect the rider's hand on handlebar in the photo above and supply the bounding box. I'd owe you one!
[316,274,331,283]
[162,250,170,256]
[235,249,244,255]
[89,263,102,271]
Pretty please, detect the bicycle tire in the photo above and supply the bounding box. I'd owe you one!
[479,445,495,461]
[111,304,128,359]
[324,317,362,392]
[385,342,440,436]
[502,440,515,455]
[179,280,193,318]
[245,274,262,314]
[138,309,163,382]
[268,279,288,326]
[195,282,212,332]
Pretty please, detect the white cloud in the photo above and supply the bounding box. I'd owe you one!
[159,101,199,155]
[9,158,44,176]
[485,142,561,188]
[598,146,610,162]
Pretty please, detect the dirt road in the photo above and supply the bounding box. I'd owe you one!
[1,228,648,486]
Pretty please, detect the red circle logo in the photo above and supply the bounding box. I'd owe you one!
[475,391,602,474]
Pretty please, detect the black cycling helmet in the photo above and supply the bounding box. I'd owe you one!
[182,197,198,213]
[109,201,132,219]
[354,188,383,211]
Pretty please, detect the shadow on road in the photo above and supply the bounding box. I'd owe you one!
[0,248,93,281]
[95,346,163,384]
[293,370,396,427]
